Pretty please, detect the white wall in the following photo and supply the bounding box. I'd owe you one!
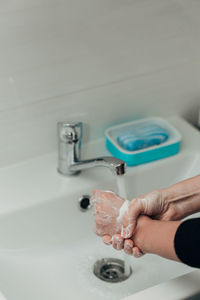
[0,0,200,166]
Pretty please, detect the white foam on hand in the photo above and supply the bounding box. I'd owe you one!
[117,200,129,224]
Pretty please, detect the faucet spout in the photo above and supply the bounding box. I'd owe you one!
[57,122,126,176]
[69,156,126,176]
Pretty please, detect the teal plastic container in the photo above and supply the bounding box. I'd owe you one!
[105,117,182,166]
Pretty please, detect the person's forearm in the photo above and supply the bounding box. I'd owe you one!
[139,218,181,261]
[161,175,200,219]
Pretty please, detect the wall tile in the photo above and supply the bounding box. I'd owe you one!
[0,0,200,166]
[0,0,200,110]
[0,59,199,167]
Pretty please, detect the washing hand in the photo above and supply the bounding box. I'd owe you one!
[91,192,180,261]
[91,189,140,253]
[125,215,181,261]
[91,190,125,249]
[121,174,200,251]
[92,189,166,256]
[92,175,200,257]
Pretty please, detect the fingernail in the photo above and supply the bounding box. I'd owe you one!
[116,240,123,250]
[104,239,112,245]
[135,252,143,258]
[124,224,134,238]
[133,249,143,258]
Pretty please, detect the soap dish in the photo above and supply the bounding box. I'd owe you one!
[105,117,182,166]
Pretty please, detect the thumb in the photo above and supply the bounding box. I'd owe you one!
[121,198,142,238]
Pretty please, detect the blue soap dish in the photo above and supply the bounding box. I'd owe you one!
[105,117,182,166]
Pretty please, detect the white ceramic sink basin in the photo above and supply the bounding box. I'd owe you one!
[0,116,199,300]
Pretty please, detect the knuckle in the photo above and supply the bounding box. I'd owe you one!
[95,216,102,225]
[125,240,133,248]
[95,226,105,236]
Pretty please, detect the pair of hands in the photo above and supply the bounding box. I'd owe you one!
[91,189,178,257]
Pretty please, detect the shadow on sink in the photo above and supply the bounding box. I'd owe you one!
[183,293,200,300]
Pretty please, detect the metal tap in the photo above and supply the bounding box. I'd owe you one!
[57,122,126,176]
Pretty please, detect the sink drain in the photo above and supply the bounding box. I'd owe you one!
[93,258,132,283]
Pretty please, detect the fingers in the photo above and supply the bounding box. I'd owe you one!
[102,232,144,260]
[124,239,134,255]
[132,246,143,258]
[102,235,112,245]
[92,190,114,202]
[121,222,136,239]
[92,190,124,207]
[90,190,101,205]
[122,198,142,238]
[102,233,144,258]
[112,234,124,250]
[94,221,107,236]
[95,215,102,225]
[91,190,108,206]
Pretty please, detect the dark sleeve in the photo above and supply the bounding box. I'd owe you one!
[174,218,200,268]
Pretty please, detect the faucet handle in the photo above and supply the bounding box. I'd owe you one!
[58,122,82,143]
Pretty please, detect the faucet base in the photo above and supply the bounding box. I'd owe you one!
[57,168,81,177]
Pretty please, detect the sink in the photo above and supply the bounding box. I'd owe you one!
[0,116,199,300]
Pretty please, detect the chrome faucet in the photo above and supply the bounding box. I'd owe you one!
[57,122,126,176]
